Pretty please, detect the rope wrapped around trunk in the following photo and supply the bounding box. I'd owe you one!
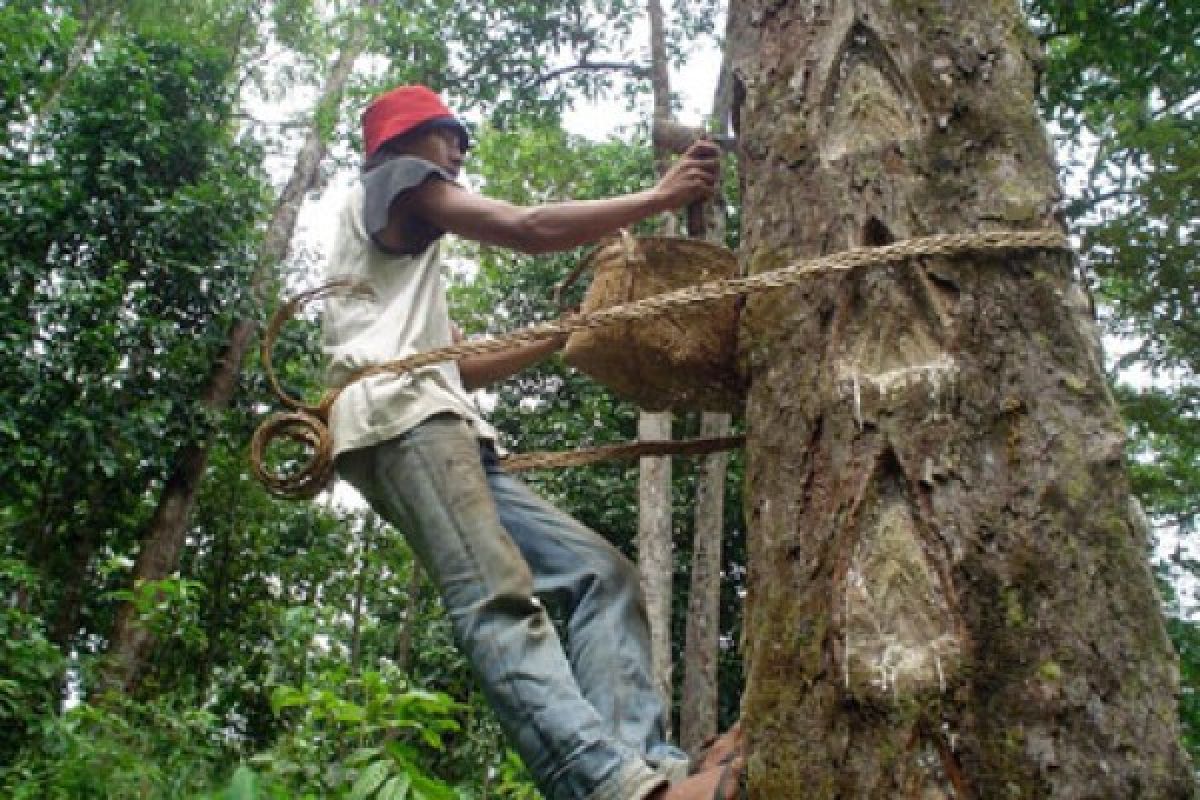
[250,229,1069,498]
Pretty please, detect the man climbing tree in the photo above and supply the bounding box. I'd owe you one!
[320,85,745,800]
[727,0,1193,796]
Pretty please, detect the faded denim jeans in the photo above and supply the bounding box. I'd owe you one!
[337,413,689,800]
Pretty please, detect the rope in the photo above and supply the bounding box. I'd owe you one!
[251,229,1068,498]
[500,435,746,472]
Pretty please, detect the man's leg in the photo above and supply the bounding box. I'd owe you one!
[337,415,666,800]
[481,446,690,785]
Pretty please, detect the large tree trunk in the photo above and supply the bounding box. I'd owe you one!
[728,0,1193,796]
[99,3,377,695]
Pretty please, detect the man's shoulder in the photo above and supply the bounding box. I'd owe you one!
[362,158,457,255]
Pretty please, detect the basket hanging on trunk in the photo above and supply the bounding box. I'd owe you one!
[562,231,744,412]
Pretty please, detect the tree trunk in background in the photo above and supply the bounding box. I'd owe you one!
[728,0,1192,796]
[32,1,117,126]
[99,1,379,696]
[394,563,423,675]
[349,518,377,673]
[680,410,730,754]
[638,410,675,713]
[637,0,677,716]
[680,43,737,754]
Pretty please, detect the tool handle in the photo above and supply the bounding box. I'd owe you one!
[686,201,707,238]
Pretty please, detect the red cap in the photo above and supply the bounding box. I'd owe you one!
[361,85,468,158]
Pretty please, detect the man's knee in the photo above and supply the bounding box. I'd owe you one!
[581,547,641,602]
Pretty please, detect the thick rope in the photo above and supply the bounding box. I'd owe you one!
[251,229,1068,498]
[500,435,746,472]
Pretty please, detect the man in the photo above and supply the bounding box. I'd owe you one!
[325,85,742,800]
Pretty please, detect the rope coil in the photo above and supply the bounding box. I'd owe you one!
[250,229,1069,498]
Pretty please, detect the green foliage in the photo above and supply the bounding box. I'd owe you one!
[0,3,75,133]
[2,694,230,800]
[0,25,269,676]
[237,665,463,800]
[1168,614,1200,764]
[491,749,542,800]
[0,559,67,765]
[108,576,209,651]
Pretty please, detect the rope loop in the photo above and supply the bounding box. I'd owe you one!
[250,410,335,499]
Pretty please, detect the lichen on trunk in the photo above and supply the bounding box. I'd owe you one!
[728,0,1193,796]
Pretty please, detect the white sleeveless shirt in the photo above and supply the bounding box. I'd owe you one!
[322,173,497,456]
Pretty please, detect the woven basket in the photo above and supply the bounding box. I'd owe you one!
[563,233,744,411]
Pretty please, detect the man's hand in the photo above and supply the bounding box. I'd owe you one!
[653,139,721,209]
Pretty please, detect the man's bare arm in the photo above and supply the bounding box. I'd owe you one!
[452,325,569,391]
[406,140,719,255]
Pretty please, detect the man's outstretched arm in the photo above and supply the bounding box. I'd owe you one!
[406,140,720,255]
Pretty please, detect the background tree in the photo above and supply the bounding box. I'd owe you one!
[640,0,681,716]
[680,34,739,756]
[99,0,383,697]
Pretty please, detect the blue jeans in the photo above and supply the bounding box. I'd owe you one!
[336,413,688,800]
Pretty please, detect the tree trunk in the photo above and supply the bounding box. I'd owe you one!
[638,410,675,713]
[728,0,1193,796]
[680,42,738,754]
[680,410,731,754]
[32,1,117,127]
[99,2,378,696]
[394,562,423,675]
[349,517,377,673]
[636,0,678,716]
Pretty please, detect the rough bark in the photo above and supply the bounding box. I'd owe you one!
[99,2,377,695]
[727,0,1193,796]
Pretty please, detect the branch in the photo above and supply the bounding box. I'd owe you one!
[1153,95,1200,120]
[1037,29,1073,44]
[523,60,650,89]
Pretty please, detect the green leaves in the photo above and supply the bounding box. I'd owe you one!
[226,765,260,800]
[252,665,463,799]
[350,761,392,799]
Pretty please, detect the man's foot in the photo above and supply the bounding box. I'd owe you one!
[690,721,744,775]
[648,756,746,800]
